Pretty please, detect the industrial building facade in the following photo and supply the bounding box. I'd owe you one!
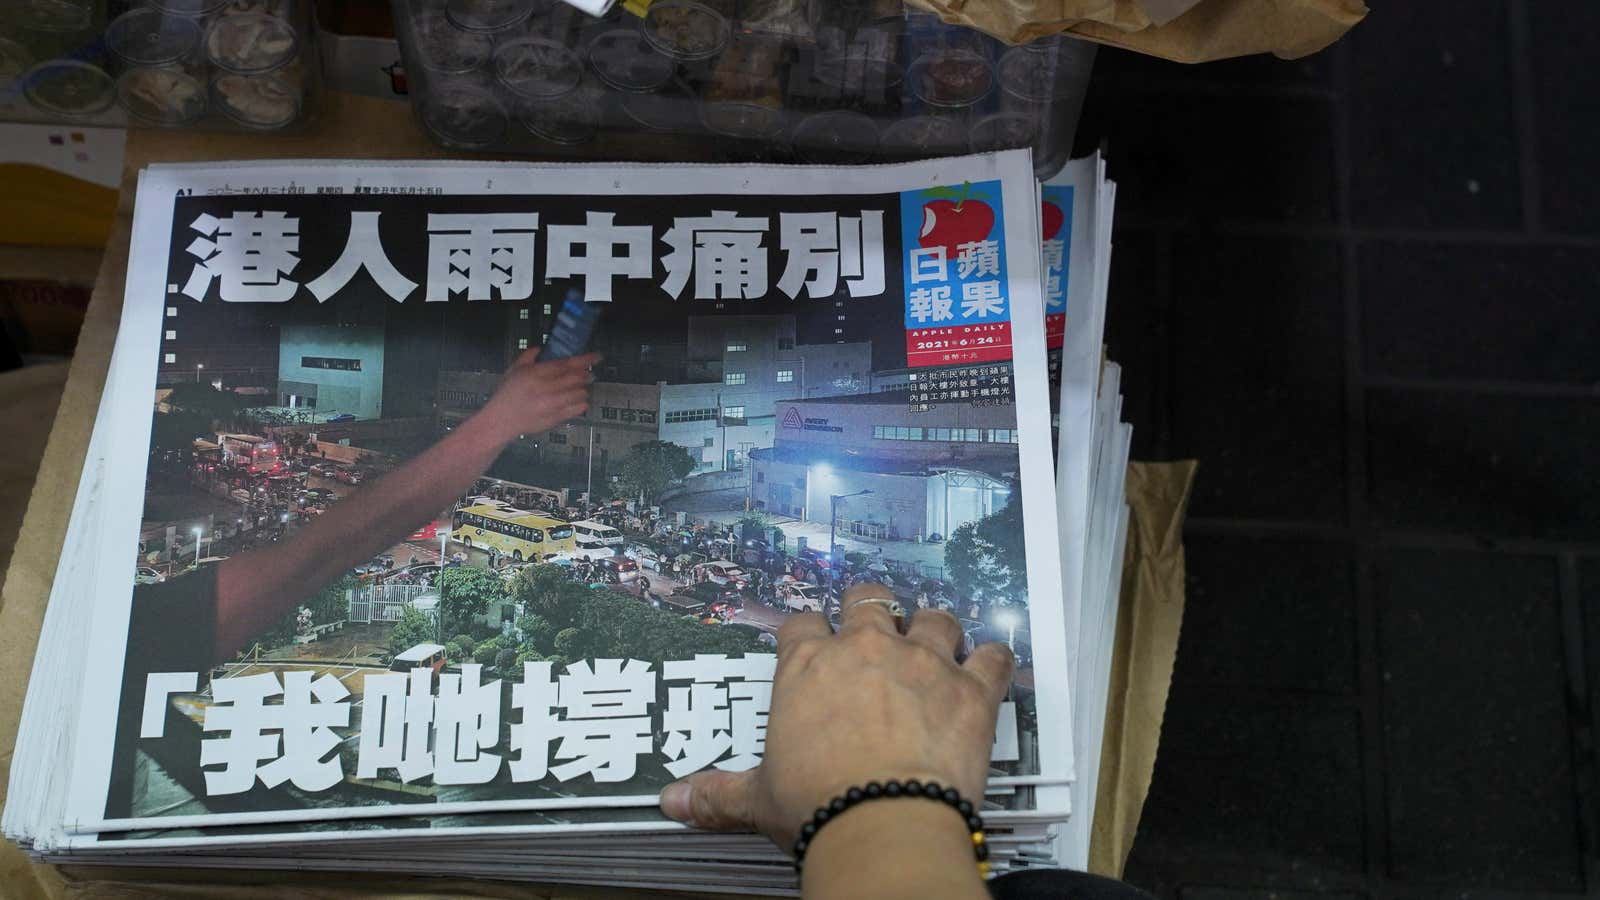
[750,393,1018,543]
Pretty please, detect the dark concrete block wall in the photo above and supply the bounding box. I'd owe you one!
[1071,1,1600,895]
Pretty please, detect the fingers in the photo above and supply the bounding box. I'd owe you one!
[905,609,963,658]
[776,612,830,652]
[660,769,759,831]
[962,642,1016,705]
[513,348,599,375]
[838,583,900,635]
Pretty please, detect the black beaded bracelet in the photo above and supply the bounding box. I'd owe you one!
[791,779,990,878]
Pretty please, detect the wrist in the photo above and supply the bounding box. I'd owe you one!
[801,798,986,900]
[461,399,523,449]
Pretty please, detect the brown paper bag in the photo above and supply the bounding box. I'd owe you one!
[905,0,1367,61]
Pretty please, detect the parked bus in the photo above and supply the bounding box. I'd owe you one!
[218,433,282,474]
[571,520,625,553]
[450,504,576,562]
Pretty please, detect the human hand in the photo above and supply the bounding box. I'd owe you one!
[659,582,1014,849]
[476,348,598,444]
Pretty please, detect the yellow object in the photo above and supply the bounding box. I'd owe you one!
[0,163,118,247]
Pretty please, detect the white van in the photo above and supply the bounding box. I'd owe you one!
[571,520,624,552]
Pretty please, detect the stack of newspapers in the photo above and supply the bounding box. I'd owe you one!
[4,150,1127,892]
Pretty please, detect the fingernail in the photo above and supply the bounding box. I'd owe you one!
[660,781,695,825]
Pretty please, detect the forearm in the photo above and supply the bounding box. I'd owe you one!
[213,409,516,657]
[801,799,989,900]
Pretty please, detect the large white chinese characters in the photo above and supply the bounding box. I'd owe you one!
[145,654,778,794]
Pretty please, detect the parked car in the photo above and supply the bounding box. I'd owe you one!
[723,622,778,648]
[389,642,446,674]
[135,566,165,585]
[626,542,664,572]
[674,580,743,609]
[694,560,750,589]
[327,413,357,423]
[389,563,440,586]
[798,547,833,570]
[660,592,709,617]
[776,580,824,613]
[594,556,641,584]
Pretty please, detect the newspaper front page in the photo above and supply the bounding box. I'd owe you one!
[59,153,1069,840]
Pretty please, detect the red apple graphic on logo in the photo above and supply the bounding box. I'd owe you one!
[1041,200,1065,241]
[918,182,995,257]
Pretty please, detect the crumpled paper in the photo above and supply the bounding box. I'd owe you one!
[905,0,1368,61]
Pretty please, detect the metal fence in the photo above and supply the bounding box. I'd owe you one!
[347,584,426,624]
[884,558,945,581]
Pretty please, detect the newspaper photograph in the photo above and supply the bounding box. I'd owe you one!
[60,153,1068,836]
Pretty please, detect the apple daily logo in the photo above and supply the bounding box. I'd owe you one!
[782,407,804,429]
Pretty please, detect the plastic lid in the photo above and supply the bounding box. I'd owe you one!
[15,0,93,33]
[587,29,674,93]
[906,48,994,108]
[642,1,730,61]
[445,0,533,33]
[148,0,230,17]
[410,12,492,73]
[206,13,298,75]
[968,112,1037,153]
[701,100,784,139]
[521,91,599,145]
[881,114,966,156]
[211,72,300,129]
[0,38,32,89]
[107,9,202,67]
[792,110,880,164]
[117,67,206,125]
[997,45,1057,103]
[421,83,508,147]
[23,60,116,116]
[814,26,904,91]
[619,84,698,132]
[494,38,582,99]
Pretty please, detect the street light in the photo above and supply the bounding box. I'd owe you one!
[192,526,204,564]
[994,607,1021,652]
[196,363,204,383]
[829,489,873,553]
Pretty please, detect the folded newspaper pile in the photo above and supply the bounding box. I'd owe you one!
[5,150,1126,892]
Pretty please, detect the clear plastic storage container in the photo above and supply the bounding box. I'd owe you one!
[0,0,323,131]
[393,0,1094,177]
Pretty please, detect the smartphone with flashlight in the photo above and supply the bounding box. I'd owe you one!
[541,288,601,360]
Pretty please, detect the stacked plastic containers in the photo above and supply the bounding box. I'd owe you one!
[395,0,1095,177]
[0,0,322,130]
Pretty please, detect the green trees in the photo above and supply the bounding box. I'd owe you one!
[435,566,507,636]
[166,381,247,424]
[388,607,436,656]
[151,383,249,459]
[943,483,1028,605]
[496,573,767,680]
[611,440,696,507]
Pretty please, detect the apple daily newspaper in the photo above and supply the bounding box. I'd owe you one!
[58,154,1071,838]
